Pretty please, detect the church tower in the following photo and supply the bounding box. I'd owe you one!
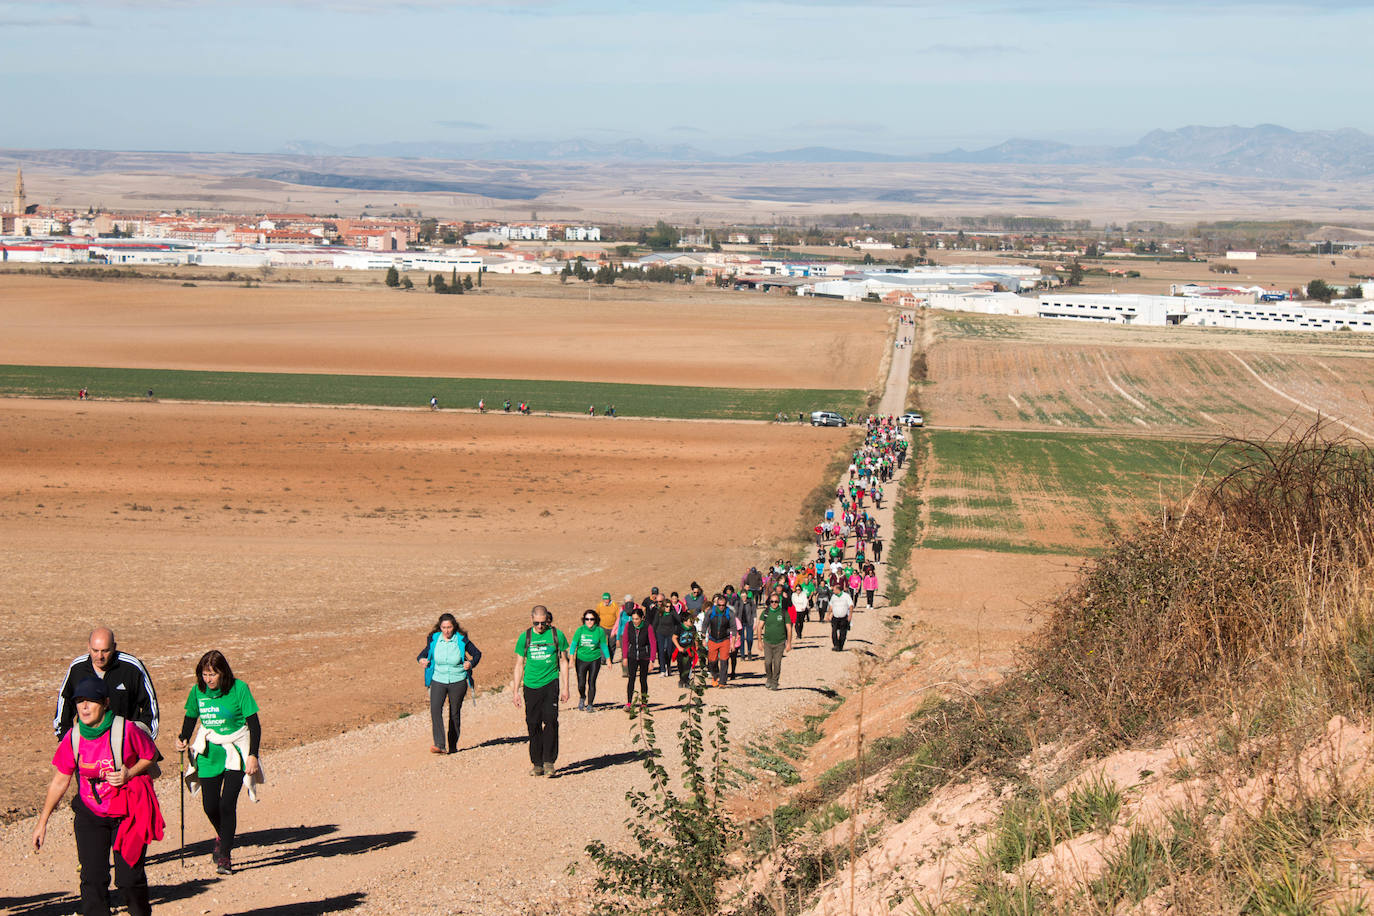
[13,166,25,215]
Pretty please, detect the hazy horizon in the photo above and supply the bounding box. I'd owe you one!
[2,1,1371,156]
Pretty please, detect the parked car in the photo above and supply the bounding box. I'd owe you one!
[810,410,848,427]
[899,412,924,427]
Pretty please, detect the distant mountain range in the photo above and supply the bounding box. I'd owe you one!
[283,125,1374,179]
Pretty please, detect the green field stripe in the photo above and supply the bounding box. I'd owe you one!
[918,428,1210,555]
[0,364,867,422]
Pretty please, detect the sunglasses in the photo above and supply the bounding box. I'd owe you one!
[532,621,549,628]
[583,616,596,622]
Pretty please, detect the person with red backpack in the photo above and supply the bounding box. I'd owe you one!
[34,677,163,916]
[671,610,700,687]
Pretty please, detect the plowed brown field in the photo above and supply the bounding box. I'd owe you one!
[0,274,886,389]
[927,313,1374,438]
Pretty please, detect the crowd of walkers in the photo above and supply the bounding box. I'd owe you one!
[27,414,909,913]
[495,414,911,777]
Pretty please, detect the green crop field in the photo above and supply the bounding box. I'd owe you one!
[920,429,1211,555]
[0,364,867,422]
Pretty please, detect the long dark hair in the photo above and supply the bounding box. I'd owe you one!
[195,650,235,693]
[428,612,468,639]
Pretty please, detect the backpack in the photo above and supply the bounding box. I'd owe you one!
[706,608,733,642]
[71,715,126,771]
[522,628,564,664]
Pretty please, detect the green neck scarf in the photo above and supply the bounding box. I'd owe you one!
[78,710,114,740]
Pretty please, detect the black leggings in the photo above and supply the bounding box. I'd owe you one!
[626,658,650,704]
[74,797,150,916]
[199,770,245,856]
[576,658,602,706]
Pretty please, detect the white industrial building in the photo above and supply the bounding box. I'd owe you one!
[1188,299,1374,332]
[807,264,1042,300]
[1038,292,1374,333]
[1037,293,1191,325]
[404,252,485,273]
[333,251,401,271]
[564,226,601,242]
[926,291,1037,316]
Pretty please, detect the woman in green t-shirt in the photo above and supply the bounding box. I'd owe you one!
[571,609,611,711]
[174,650,261,875]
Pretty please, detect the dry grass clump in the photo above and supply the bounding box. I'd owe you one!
[1028,422,1374,748]
[903,423,1374,914]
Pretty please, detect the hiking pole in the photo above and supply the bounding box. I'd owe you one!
[178,749,185,868]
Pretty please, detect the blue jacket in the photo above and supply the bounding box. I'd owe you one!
[418,632,482,688]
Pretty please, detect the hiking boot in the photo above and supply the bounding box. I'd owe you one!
[429,746,444,755]
[543,763,557,778]
[216,854,232,875]
[624,702,632,710]
[576,699,585,711]
[530,765,543,776]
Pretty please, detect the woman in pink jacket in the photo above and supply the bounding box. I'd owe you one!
[847,569,863,605]
[862,564,879,609]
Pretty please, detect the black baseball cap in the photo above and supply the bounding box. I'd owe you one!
[73,677,107,702]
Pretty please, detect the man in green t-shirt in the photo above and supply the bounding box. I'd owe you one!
[512,605,570,777]
[755,595,793,691]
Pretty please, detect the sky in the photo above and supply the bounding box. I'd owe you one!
[2,0,1371,155]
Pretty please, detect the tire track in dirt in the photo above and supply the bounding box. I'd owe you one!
[1229,351,1374,441]
[1095,350,1148,414]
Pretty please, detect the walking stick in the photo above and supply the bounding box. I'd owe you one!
[178,749,185,868]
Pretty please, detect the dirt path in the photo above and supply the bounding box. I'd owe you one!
[878,311,916,417]
[0,328,914,916]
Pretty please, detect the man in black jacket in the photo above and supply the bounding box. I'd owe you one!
[53,627,160,739]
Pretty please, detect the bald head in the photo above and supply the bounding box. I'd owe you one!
[88,627,116,672]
